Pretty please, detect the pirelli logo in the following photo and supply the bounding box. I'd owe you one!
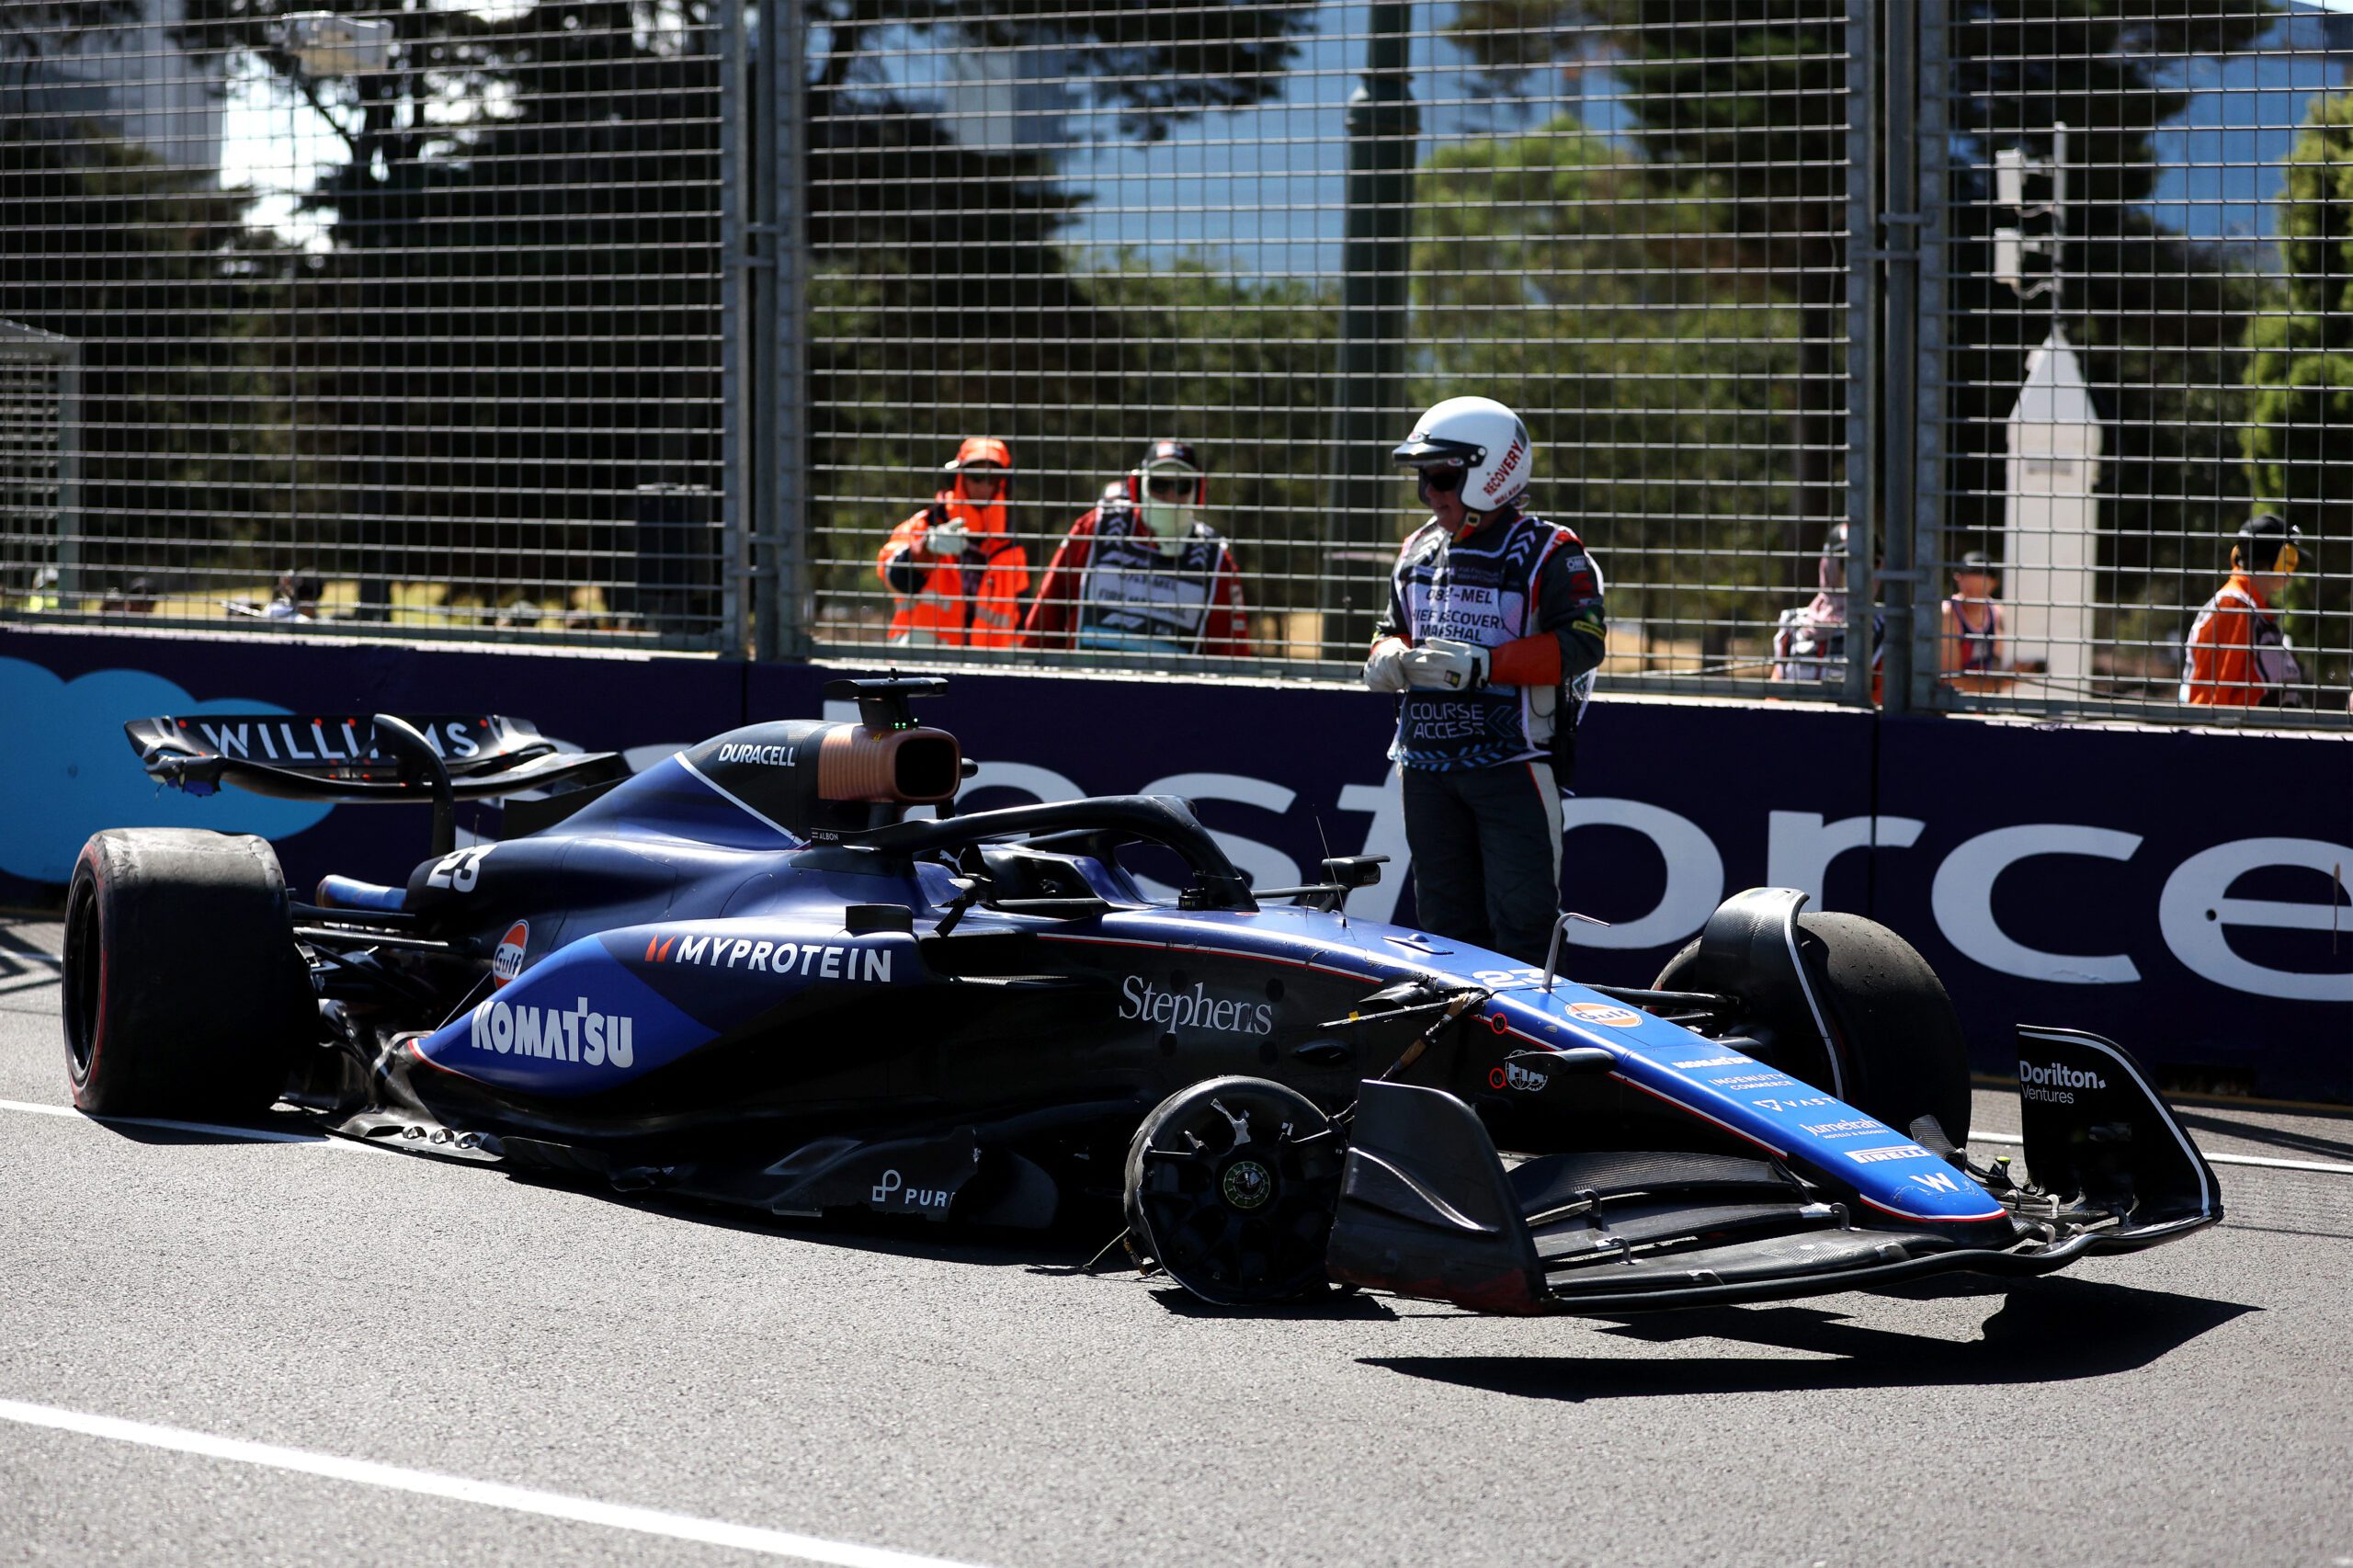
[1845,1143,1931,1165]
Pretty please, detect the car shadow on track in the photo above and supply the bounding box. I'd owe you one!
[537,1180,1403,1312]
[1146,1285,1400,1321]
[1359,1277,2256,1398]
[2175,1107,2353,1164]
[0,921,63,1002]
[71,1111,338,1148]
[546,1177,1143,1281]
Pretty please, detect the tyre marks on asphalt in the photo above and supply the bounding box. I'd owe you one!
[0,1397,1001,1568]
[0,921,61,998]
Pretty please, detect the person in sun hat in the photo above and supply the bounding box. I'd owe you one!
[1937,548,2041,693]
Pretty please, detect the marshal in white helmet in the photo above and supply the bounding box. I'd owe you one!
[1362,395,1608,964]
[1389,395,1534,517]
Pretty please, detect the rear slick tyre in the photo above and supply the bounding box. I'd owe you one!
[62,828,313,1119]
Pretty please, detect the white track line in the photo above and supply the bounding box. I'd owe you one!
[1972,1129,2353,1176]
[0,1098,368,1151]
[0,1398,998,1568]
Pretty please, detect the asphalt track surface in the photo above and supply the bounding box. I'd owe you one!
[2,916,2347,1568]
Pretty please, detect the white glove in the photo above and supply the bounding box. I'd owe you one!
[1400,637,1489,692]
[926,517,970,558]
[1363,637,1411,693]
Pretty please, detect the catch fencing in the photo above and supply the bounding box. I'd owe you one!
[1,0,733,642]
[0,1,2345,724]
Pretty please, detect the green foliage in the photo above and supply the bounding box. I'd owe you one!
[1412,115,1798,642]
[812,256,1336,611]
[1447,1,2285,695]
[2,121,289,587]
[147,1,1315,622]
[0,3,142,61]
[2240,90,2353,692]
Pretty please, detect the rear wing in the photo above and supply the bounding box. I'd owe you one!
[125,713,626,803]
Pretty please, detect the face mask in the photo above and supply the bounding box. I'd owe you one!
[1141,501,1193,547]
[1139,469,1197,550]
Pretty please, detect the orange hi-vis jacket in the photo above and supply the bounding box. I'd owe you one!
[2181,572,2302,707]
[877,440,1030,649]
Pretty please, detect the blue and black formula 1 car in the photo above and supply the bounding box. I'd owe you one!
[63,677,2221,1312]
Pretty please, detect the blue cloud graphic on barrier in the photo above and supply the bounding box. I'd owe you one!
[0,658,335,884]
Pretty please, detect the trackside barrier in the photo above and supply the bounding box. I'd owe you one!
[4,629,2346,1102]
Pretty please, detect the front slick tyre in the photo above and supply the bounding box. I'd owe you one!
[62,828,313,1119]
[1659,911,1971,1147]
[1123,1075,1345,1306]
[1793,912,1972,1147]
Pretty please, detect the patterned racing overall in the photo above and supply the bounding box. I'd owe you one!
[1377,509,1606,962]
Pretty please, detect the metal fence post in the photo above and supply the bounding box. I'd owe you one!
[1875,0,1921,716]
[767,0,811,663]
[721,0,751,655]
[1913,0,1949,713]
[1322,2,1417,657]
[1845,0,1879,711]
[56,343,83,602]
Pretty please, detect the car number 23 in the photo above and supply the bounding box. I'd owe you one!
[427,846,491,892]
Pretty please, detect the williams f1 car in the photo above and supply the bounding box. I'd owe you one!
[63,677,2221,1312]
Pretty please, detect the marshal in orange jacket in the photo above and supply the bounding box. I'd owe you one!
[876,437,1030,649]
[2180,572,2302,707]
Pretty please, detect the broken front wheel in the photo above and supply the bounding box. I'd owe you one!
[1122,1075,1347,1305]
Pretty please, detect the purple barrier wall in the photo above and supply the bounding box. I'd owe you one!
[7,628,2347,1101]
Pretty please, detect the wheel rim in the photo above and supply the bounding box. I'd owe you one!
[1130,1082,1342,1304]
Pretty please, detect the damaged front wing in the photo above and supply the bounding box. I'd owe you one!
[1324,1026,2222,1315]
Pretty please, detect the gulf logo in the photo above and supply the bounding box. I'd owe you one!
[1565,1000,1643,1029]
[492,920,529,986]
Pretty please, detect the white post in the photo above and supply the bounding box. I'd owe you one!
[2003,325,2103,698]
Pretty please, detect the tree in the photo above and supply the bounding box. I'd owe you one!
[151,1,1314,626]
[2,3,141,64]
[1449,1,1851,549]
[2240,89,2353,699]
[2,119,288,594]
[799,2,1316,637]
[1447,0,2279,694]
[1413,114,1800,667]
[5,2,295,600]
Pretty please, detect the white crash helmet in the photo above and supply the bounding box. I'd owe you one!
[1392,396,1533,511]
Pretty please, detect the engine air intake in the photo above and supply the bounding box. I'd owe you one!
[819,726,961,803]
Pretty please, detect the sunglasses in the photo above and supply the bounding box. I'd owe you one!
[1415,464,1467,494]
[1144,474,1194,500]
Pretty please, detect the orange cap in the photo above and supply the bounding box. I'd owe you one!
[944,437,1012,472]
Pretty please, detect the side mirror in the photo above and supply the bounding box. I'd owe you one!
[1320,855,1388,891]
